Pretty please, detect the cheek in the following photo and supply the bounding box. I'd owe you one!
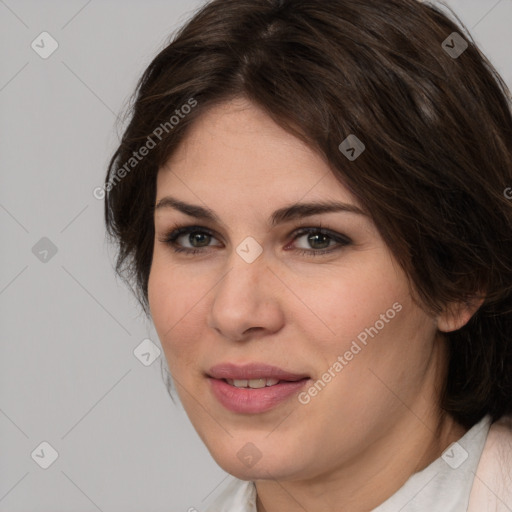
[147,253,205,368]
[305,274,436,419]
[299,252,436,401]
[300,254,409,350]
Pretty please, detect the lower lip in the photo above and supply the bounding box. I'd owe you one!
[208,377,310,414]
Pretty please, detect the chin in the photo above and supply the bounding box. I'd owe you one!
[205,438,303,481]
[218,457,294,481]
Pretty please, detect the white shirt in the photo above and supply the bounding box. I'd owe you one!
[203,414,512,511]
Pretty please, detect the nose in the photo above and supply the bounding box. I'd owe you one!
[207,248,285,342]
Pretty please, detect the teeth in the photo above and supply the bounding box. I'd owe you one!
[227,378,280,388]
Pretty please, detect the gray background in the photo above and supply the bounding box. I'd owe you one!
[1,0,511,510]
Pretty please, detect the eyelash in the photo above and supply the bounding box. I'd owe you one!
[158,222,352,257]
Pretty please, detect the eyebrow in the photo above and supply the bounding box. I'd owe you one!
[154,196,368,227]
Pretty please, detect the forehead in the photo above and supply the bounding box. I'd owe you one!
[156,98,359,209]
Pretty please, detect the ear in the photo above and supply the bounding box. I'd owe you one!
[437,295,485,333]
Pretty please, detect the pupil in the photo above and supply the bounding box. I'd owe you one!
[310,233,330,249]
[191,232,210,247]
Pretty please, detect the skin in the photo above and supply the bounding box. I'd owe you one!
[148,97,481,512]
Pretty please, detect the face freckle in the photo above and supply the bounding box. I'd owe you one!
[147,97,445,485]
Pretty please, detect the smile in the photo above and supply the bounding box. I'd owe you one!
[208,377,310,414]
[226,378,280,388]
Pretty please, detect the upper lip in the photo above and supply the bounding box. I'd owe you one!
[207,363,310,382]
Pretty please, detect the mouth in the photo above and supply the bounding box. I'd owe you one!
[206,362,311,414]
[207,362,310,382]
[224,377,283,388]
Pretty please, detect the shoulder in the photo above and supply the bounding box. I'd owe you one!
[468,415,512,512]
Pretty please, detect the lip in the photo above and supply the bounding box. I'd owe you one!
[207,362,310,381]
[207,362,311,414]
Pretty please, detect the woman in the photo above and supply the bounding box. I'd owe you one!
[103,0,512,510]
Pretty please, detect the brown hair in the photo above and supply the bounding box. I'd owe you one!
[104,0,512,429]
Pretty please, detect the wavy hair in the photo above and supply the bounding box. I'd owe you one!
[104,0,512,429]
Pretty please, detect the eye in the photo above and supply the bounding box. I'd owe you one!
[159,224,221,255]
[288,226,351,257]
[158,223,351,257]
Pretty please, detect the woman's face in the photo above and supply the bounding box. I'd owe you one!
[148,97,443,482]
